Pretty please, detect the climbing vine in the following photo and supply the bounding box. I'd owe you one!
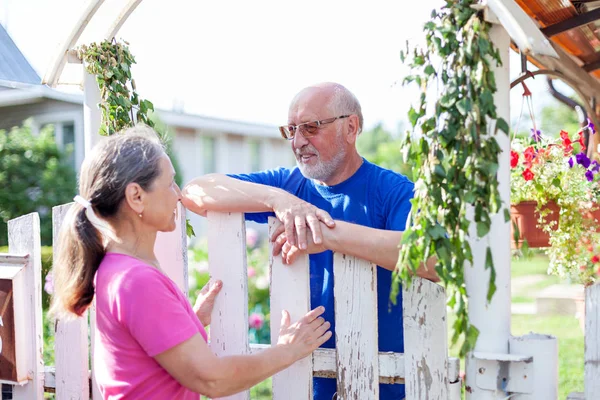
[77,39,155,136]
[78,39,195,238]
[392,1,509,356]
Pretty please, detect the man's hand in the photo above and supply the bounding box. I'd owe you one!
[193,279,223,326]
[270,219,328,264]
[271,195,335,252]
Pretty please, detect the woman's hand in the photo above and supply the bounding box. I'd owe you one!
[276,306,332,361]
[193,279,222,327]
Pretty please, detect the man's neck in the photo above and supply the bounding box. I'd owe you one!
[318,152,364,187]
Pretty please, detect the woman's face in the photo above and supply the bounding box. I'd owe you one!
[142,154,182,232]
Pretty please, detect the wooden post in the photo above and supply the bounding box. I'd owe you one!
[8,213,44,400]
[403,278,450,399]
[333,254,379,399]
[52,204,90,399]
[155,202,188,294]
[268,218,312,400]
[585,283,600,399]
[207,212,249,400]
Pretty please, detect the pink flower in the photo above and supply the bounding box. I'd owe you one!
[44,273,54,295]
[248,267,256,278]
[249,312,264,330]
[246,228,259,248]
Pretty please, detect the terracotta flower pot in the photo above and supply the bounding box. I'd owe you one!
[510,201,560,249]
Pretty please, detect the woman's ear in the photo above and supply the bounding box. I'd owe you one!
[124,182,145,215]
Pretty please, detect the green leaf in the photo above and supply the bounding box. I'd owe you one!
[186,219,196,238]
[476,221,490,237]
[496,118,509,134]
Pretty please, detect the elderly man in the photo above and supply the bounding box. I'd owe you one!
[182,82,437,400]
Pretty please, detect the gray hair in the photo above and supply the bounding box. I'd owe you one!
[328,83,363,134]
[51,124,166,318]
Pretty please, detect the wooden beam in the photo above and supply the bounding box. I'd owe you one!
[541,8,600,37]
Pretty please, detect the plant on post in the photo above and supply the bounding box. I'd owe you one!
[392,1,509,356]
[78,40,155,136]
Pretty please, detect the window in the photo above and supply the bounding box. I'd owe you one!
[249,140,261,171]
[202,136,216,174]
[62,122,76,170]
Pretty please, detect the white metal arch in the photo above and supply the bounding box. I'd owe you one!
[42,0,144,87]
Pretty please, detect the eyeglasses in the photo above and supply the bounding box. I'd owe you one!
[279,115,350,140]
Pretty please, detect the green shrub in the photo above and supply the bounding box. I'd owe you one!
[0,123,77,246]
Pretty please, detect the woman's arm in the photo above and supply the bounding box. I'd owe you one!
[154,307,331,397]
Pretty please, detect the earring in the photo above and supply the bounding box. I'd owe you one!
[139,213,142,218]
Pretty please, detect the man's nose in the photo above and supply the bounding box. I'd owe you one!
[292,129,309,148]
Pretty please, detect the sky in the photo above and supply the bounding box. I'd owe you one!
[0,0,569,134]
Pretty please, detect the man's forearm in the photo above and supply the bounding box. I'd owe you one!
[323,221,439,281]
[323,221,402,271]
[182,174,285,216]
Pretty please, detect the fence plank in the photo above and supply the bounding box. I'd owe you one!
[585,283,600,399]
[8,213,44,400]
[208,212,249,400]
[52,203,90,400]
[89,301,102,400]
[402,278,449,399]
[268,218,312,400]
[333,254,379,400]
[155,202,188,295]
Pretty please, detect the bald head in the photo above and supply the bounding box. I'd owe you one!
[290,83,363,134]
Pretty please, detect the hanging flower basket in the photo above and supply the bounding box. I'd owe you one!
[510,201,560,248]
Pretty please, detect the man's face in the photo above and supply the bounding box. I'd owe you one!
[288,89,348,183]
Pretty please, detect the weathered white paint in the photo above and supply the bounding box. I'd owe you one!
[268,218,312,399]
[509,333,557,399]
[403,278,449,399]
[8,213,44,400]
[155,202,188,294]
[207,212,249,400]
[333,253,379,399]
[585,283,600,400]
[83,69,103,154]
[465,22,513,400]
[89,301,102,400]
[52,204,90,399]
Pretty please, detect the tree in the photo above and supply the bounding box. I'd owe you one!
[356,123,414,178]
[0,123,77,246]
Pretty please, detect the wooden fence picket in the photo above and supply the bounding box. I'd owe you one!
[8,213,44,400]
[403,278,450,399]
[52,203,91,400]
[268,218,312,400]
[207,212,250,400]
[333,254,379,400]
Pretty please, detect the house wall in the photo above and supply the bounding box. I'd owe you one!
[0,98,84,171]
[171,125,295,240]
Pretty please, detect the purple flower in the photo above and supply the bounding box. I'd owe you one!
[576,152,591,169]
[588,118,596,135]
[592,160,600,172]
[530,128,542,142]
[586,170,594,182]
[568,157,574,168]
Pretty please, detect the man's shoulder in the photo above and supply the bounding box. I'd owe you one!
[362,160,413,187]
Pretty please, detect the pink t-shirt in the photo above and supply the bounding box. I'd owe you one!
[94,252,207,399]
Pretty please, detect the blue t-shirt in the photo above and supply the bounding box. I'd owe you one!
[230,159,414,400]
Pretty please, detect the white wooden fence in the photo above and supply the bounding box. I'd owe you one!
[1,207,462,399]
